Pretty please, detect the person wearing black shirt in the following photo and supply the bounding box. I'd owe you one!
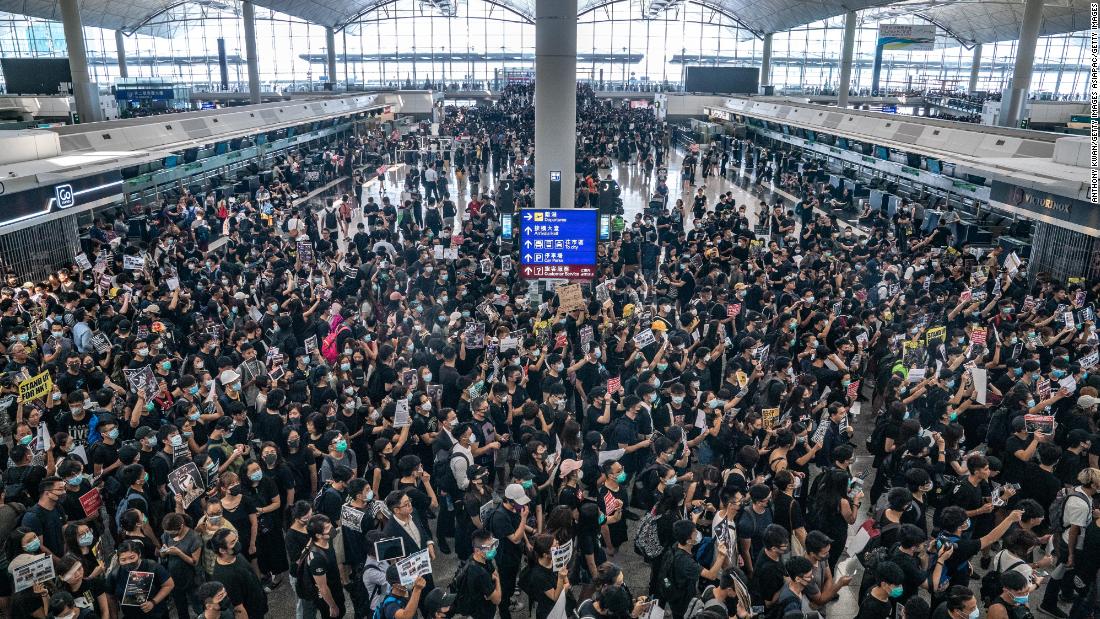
[488,484,530,619]
[662,518,727,619]
[855,561,906,619]
[303,514,345,619]
[210,528,267,618]
[457,528,503,619]
[931,585,978,619]
[749,525,790,608]
[1019,442,1064,509]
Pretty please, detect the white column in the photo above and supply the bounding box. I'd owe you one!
[760,33,773,89]
[837,10,857,108]
[326,27,338,90]
[60,0,103,122]
[1002,0,1043,126]
[242,0,261,104]
[534,0,578,211]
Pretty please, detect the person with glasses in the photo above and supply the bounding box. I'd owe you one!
[21,476,67,560]
[453,528,502,619]
[748,524,792,610]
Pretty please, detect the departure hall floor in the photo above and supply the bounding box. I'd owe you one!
[265,147,888,619]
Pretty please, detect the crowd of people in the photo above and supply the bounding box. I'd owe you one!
[0,80,1096,619]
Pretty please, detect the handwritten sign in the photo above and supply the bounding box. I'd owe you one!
[762,408,780,430]
[557,283,585,313]
[10,553,54,592]
[79,488,103,518]
[925,326,946,346]
[552,540,574,571]
[969,327,987,346]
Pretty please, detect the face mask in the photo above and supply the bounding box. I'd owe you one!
[1032,372,1041,381]
[1053,369,1067,379]
[664,477,678,486]
[249,471,263,482]
[51,331,63,339]
[138,348,149,357]
[108,429,119,440]
[1012,595,1029,605]
[340,363,351,372]
[946,380,956,389]
[672,396,684,405]
[599,513,607,525]
[421,401,432,412]
[170,435,183,448]
[889,586,904,598]
[692,530,703,545]
[522,479,534,490]
[949,412,958,422]
[484,547,498,561]
[18,334,28,342]
[649,393,658,403]
[78,531,94,547]
[160,361,172,371]
[708,399,722,409]
[23,538,40,553]
[616,471,627,484]
[68,474,82,486]
[963,518,971,531]
[1027,399,1036,408]
[145,402,155,413]
[1013,368,1023,377]
[968,609,980,619]
[841,379,851,388]
[208,515,223,525]
[335,439,348,453]
[189,385,200,395]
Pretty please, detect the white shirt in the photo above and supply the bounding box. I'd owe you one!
[1063,487,1092,548]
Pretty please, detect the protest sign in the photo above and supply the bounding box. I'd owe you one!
[633,329,656,349]
[925,326,947,346]
[1024,414,1055,435]
[762,408,780,430]
[579,325,594,346]
[168,462,205,509]
[846,380,860,400]
[90,332,111,354]
[1081,351,1099,370]
[123,366,156,395]
[727,303,742,318]
[395,548,432,586]
[480,258,492,274]
[18,371,52,402]
[74,253,92,271]
[122,255,145,271]
[79,488,103,518]
[552,540,574,571]
[1037,378,1051,400]
[607,376,621,394]
[463,322,486,349]
[557,283,584,312]
[394,399,411,428]
[341,504,366,532]
[121,570,155,606]
[501,256,512,273]
[304,335,318,354]
[10,553,54,592]
[971,367,988,405]
[297,241,315,264]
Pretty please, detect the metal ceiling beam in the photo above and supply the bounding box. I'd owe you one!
[577,0,763,37]
[335,0,535,30]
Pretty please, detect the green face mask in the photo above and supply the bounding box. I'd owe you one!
[335,439,348,453]
[484,547,497,561]
[889,586,904,598]
[615,472,627,484]
[521,479,534,490]
[598,513,607,525]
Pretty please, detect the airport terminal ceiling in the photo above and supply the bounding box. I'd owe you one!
[0,0,1093,44]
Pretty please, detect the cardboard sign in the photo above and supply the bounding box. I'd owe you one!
[633,329,656,349]
[74,253,93,271]
[552,539,574,571]
[557,283,585,313]
[122,255,145,271]
[79,488,103,518]
[168,462,206,509]
[395,548,432,586]
[18,370,52,402]
[10,553,54,592]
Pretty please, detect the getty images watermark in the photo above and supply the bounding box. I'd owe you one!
[1092,3,1098,204]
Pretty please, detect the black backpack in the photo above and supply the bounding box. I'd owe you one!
[866,413,890,458]
[433,449,470,497]
[980,553,1027,603]
[449,561,480,616]
[294,545,319,600]
[2,466,33,506]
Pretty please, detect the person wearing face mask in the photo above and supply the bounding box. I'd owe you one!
[21,476,69,559]
[452,527,503,619]
[455,464,493,561]
[319,430,358,486]
[986,569,1035,619]
[598,460,629,552]
[854,561,907,619]
[157,512,201,619]
[53,552,109,619]
[243,457,288,590]
[210,528,268,618]
[748,524,791,609]
[196,581,235,619]
[105,540,175,618]
[658,518,728,619]
[215,471,260,577]
[2,443,45,507]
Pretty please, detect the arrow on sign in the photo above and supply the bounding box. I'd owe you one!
[523,212,532,221]
[524,254,532,261]
[524,227,533,235]
[524,240,532,248]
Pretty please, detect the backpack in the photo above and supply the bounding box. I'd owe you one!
[985,407,1014,455]
[294,545,319,600]
[855,519,900,567]
[434,449,471,497]
[1049,488,1091,537]
[866,413,890,458]
[324,208,338,228]
[321,324,350,364]
[684,585,726,619]
[980,552,1027,603]
[313,484,342,517]
[2,466,33,506]
[654,548,692,606]
[754,378,785,410]
[633,509,665,560]
[114,491,145,528]
[449,561,479,616]
[693,536,716,570]
[372,593,403,619]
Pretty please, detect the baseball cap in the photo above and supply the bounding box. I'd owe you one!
[219,369,240,385]
[424,590,456,614]
[135,426,156,440]
[1079,395,1100,408]
[504,483,531,505]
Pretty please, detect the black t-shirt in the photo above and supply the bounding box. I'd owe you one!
[854,595,894,619]
[526,563,559,619]
[307,544,344,604]
[489,506,523,566]
[212,555,268,615]
[750,553,787,606]
[1002,434,1032,483]
[464,560,498,619]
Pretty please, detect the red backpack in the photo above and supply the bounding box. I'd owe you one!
[321,324,350,364]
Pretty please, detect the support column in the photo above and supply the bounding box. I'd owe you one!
[242,0,261,104]
[59,0,102,123]
[217,38,229,90]
[836,10,857,108]
[759,33,773,90]
[114,30,128,79]
[1002,0,1042,127]
[325,27,337,92]
[968,43,982,94]
[534,0,577,211]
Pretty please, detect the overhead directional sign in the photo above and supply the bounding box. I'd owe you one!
[519,208,598,280]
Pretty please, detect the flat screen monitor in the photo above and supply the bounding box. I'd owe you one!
[683,66,759,94]
[163,155,179,168]
[0,58,72,95]
[875,146,889,160]
[926,158,942,175]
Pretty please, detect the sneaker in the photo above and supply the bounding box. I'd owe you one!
[1039,603,1069,618]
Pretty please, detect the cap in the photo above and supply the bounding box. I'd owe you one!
[504,483,531,505]
[1079,395,1100,408]
[233,292,248,301]
[468,464,490,481]
[135,426,156,440]
[219,369,240,385]
[142,305,161,315]
[424,590,456,614]
[511,464,535,481]
[651,319,669,332]
[389,291,404,302]
[734,283,749,291]
[559,459,583,479]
